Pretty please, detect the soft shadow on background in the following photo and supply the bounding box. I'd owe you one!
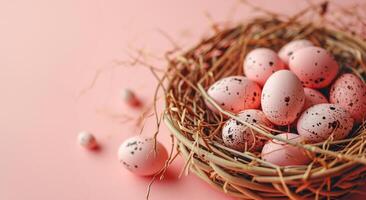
[0,0,365,199]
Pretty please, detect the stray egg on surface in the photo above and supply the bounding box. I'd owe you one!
[261,133,311,166]
[78,131,98,149]
[330,73,366,123]
[207,76,261,114]
[122,88,141,107]
[289,46,339,89]
[243,48,286,86]
[261,70,305,125]
[297,104,354,143]
[118,136,168,176]
[222,109,273,152]
[303,88,328,111]
[278,39,314,65]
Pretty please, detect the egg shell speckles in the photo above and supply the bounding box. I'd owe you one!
[261,70,305,125]
[303,88,328,111]
[207,76,261,114]
[243,48,286,86]
[278,39,314,65]
[118,136,168,176]
[289,46,339,88]
[297,104,354,143]
[330,73,366,123]
[261,133,311,166]
[222,109,274,152]
[77,131,98,149]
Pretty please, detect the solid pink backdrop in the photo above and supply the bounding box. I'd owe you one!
[1,0,365,199]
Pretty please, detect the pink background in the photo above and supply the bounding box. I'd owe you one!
[1,0,365,199]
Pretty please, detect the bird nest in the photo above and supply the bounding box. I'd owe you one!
[162,2,366,200]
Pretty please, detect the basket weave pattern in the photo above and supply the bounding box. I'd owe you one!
[163,10,366,200]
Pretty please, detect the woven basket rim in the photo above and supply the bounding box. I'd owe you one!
[162,13,366,199]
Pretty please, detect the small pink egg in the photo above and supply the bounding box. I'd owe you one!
[207,76,261,114]
[122,89,141,107]
[222,109,273,152]
[297,104,354,143]
[303,88,328,110]
[289,47,339,88]
[262,70,305,125]
[243,48,286,86]
[278,39,314,65]
[330,73,366,123]
[261,133,311,166]
[78,131,98,149]
[118,136,168,176]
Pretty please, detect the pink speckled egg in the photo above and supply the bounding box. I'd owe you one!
[243,48,286,86]
[289,46,339,88]
[303,88,328,110]
[118,136,168,176]
[297,104,354,143]
[330,73,366,123]
[262,70,305,125]
[77,131,98,149]
[278,39,314,65]
[261,133,311,166]
[222,109,274,152]
[207,76,261,114]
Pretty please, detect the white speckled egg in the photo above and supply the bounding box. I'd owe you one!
[243,48,286,86]
[289,46,339,88]
[278,39,314,65]
[330,73,366,123]
[303,88,328,110]
[207,76,261,114]
[261,133,311,166]
[78,131,98,149]
[222,109,274,152]
[297,104,354,143]
[262,70,305,125]
[118,136,168,176]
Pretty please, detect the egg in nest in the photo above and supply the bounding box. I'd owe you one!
[207,76,261,114]
[222,109,273,152]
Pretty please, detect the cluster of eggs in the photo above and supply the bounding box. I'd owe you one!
[207,40,366,166]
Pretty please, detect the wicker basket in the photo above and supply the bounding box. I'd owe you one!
[162,4,366,200]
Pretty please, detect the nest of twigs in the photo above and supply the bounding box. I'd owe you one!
[162,2,366,200]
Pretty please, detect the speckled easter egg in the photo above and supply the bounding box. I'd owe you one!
[297,104,354,143]
[222,109,274,152]
[261,133,311,166]
[303,88,328,110]
[278,39,314,65]
[118,136,168,176]
[330,73,366,123]
[289,46,339,88]
[207,76,261,114]
[77,131,98,149]
[262,70,305,125]
[243,48,286,86]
